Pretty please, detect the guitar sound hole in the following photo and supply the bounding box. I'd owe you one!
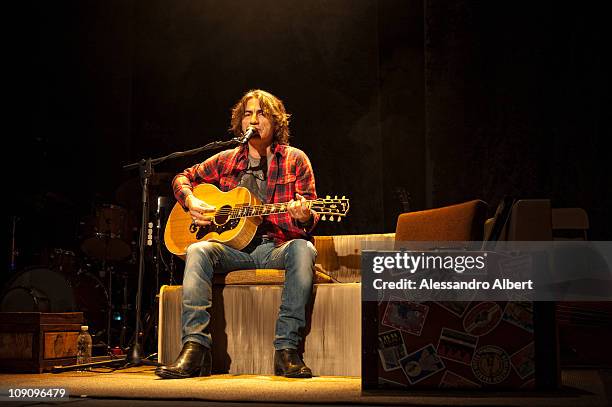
[214,205,232,225]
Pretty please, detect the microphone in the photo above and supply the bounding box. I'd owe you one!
[240,126,258,144]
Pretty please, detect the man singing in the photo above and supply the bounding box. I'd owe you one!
[155,89,319,379]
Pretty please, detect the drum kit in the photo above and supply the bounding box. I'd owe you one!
[1,173,176,354]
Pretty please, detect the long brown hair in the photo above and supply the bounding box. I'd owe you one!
[229,89,291,145]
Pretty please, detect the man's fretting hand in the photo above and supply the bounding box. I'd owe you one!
[288,193,313,223]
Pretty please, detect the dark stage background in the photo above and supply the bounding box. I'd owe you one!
[8,1,610,281]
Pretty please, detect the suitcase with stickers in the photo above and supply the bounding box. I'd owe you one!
[363,299,559,390]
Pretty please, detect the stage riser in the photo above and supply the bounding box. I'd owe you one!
[158,284,361,376]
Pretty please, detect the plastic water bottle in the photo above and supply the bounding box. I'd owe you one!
[76,325,92,371]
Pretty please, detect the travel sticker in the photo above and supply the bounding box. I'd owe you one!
[502,301,534,333]
[510,341,535,379]
[382,297,429,336]
[400,344,446,385]
[463,302,502,336]
[471,345,511,385]
[378,329,408,371]
[437,327,478,365]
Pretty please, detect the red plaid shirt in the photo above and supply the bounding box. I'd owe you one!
[172,143,319,244]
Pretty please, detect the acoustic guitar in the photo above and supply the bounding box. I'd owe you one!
[164,183,350,255]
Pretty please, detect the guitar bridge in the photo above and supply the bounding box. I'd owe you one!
[193,219,241,240]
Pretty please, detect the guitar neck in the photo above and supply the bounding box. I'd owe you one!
[225,201,314,219]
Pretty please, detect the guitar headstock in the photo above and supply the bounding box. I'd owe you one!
[311,195,350,221]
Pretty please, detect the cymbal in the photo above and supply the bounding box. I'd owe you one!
[115,172,175,209]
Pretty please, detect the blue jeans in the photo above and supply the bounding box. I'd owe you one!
[181,237,317,350]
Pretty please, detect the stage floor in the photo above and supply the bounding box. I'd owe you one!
[0,367,610,406]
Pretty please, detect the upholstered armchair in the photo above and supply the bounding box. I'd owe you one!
[395,199,488,242]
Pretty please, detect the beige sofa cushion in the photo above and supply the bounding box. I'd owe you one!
[213,266,335,285]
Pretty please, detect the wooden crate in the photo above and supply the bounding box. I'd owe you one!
[0,312,83,373]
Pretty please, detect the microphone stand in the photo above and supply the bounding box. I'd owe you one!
[52,137,243,373]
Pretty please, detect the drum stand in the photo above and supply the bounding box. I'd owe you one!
[53,137,241,373]
[89,236,115,352]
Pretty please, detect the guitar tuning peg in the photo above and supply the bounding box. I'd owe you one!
[329,215,334,221]
[322,215,326,221]
[337,216,342,222]
[326,195,331,199]
[334,195,337,199]
[341,195,345,199]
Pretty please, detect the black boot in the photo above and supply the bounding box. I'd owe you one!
[155,341,211,379]
[274,349,312,378]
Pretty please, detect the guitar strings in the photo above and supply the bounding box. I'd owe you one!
[226,201,316,217]
[202,200,344,219]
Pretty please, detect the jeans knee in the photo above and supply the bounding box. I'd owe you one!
[286,239,317,262]
[284,240,317,289]
[184,241,222,284]
[186,241,220,261]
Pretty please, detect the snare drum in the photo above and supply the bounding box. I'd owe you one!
[80,204,132,260]
[39,247,80,274]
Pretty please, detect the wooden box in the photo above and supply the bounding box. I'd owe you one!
[0,312,83,373]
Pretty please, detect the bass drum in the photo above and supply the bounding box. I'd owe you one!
[0,267,109,335]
